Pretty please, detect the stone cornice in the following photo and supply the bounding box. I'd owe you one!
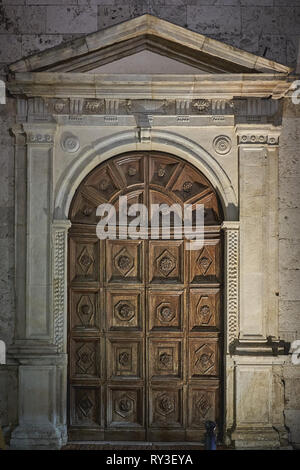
[7,72,294,100]
[8,14,292,75]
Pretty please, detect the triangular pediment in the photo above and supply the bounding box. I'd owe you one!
[9,14,291,75]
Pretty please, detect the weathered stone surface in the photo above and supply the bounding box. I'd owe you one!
[280,240,300,270]
[46,6,98,34]
[279,209,300,240]
[279,177,300,210]
[187,5,241,35]
[284,410,300,444]
[280,269,300,301]
[279,300,300,332]
[0,35,22,63]
[0,6,46,34]
[98,3,149,30]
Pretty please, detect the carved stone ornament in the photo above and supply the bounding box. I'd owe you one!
[192,99,210,112]
[61,133,80,153]
[28,133,53,144]
[213,135,232,155]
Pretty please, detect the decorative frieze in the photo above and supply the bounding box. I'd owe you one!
[15,97,282,127]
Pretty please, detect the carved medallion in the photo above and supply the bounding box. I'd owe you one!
[182,181,193,193]
[115,394,134,418]
[77,295,94,326]
[194,344,215,374]
[99,178,110,191]
[128,166,137,176]
[157,250,177,277]
[77,247,94,273]
[158,166,166,177]
[159,305,174,323]
[213,135,232,155]
[157,394,175,416]
[159,352,172,368]
[198,304,211,325]
[82,205,93,217]
[61,133,80,153]
[197,247,213,275]
[118,255,131,270]
[114,248,134,276]
[192,99,210,113]
[119,351,130,366]
[115,301,135,322]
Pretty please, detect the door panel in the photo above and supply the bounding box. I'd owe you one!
[68,152,223,442]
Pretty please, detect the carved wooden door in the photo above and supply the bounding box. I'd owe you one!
[68,152,223,442]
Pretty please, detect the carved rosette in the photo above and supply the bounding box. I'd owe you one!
[61,133,80,153]
[157,394,175,416]
[213,135,232,155]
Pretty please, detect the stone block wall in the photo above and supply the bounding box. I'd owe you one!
[0,0,299,446]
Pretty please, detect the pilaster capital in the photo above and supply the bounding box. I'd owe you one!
[235,125,281,146]
[221,221,240,231]
[52,219,72,232]
[22,122,57,146]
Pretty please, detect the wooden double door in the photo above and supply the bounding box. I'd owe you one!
[68,152,223,442]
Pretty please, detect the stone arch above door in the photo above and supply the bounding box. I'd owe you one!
[54,129,238,222]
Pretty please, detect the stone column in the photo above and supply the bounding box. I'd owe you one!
[8,123,70,449]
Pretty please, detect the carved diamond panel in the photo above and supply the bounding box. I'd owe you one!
[107,339,143,379]
[71,387,101,427]
[106,240,143,283]
[69,238,99,283]
[189,289,220,330]
[148,290,183,331]
[189,240,221,285]
[150,388,183,428]
[189,340,218,377]
[149,340,182,379]
[149,241,184,284]
[71,339,100,378]
[188,386,219,427]
[70,290,100,331]
[107,289,143,330]
[108,387,143,427]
